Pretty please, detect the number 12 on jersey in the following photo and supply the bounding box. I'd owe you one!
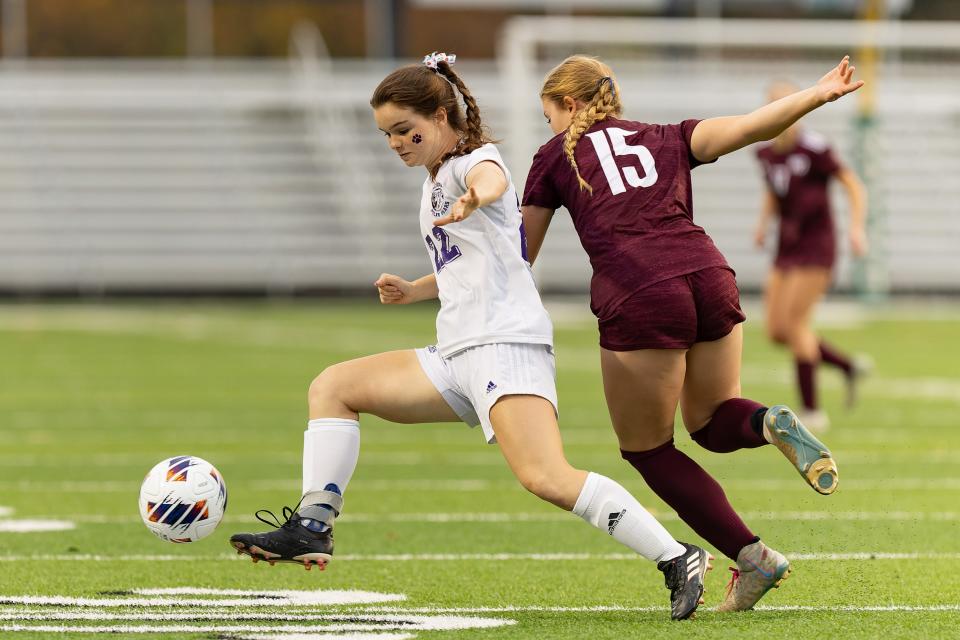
[425,226,462,272]
[585,127,658,195]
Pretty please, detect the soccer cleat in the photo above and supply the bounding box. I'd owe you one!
[657,542,713,620]
[229,501,336,570]
[764,405,838,495]
[716,540,790,612]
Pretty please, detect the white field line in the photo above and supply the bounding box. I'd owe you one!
[9,476,960,493]
[244,635,412,640]
[6,449,960,468]
[0,622,510,634]
[346,510,960,522]
[280,605,960,613]
[0,452,305,467]
[0,612,511,625]
[3,552,960,563]
[3,306,960,399]
[0,520,75,533]
[551,355,960,405]
[251,605,960,613]
[49,510,960,525]
[241,635,413,640]
[242,635,412,640]
[310,604,960,613]
[3,508,959,532]
[738,364,960,404]
[0,612,461,621]
[1,606,959,617]
[0,596,514,632]
[0,479,492,493]
[0,591,405,608]
[0,309,428,355]
[0,506,76,534]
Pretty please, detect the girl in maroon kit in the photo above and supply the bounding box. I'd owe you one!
[755,80,869,433]
[522,55,862,612]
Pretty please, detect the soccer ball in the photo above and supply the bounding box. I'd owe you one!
[138,456,228,543]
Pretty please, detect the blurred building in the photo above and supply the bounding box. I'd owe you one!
[0,0,955,60]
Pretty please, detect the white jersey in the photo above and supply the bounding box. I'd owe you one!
[419,144,553,357]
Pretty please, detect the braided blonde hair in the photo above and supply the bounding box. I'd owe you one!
[541,55,623,193]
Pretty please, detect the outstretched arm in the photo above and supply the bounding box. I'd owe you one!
[690,56,864,163]
[754,190,778,249]
[433,161,509,227]
[836,167,868,257]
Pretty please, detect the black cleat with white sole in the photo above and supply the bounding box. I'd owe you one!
[230,498,338,571]
[657,542,713,620]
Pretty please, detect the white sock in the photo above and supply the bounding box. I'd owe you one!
[302,418,360,508]
[572,472,685,562]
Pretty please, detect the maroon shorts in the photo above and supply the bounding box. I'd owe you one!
[775,222,836,270]
[774,251,835,271]
[598,267,746,351]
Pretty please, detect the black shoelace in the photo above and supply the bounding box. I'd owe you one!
[254,497,304,530]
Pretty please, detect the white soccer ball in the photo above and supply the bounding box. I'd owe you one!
[138,456,228,543]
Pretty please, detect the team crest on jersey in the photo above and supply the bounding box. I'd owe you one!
[431,183,451,218]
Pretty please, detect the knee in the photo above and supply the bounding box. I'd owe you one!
[308,364,349,413]
[616,425,673,453]
[515,466,574,508]
[681,409,712,435]
[767,324,790,346]
[620,438,675,472]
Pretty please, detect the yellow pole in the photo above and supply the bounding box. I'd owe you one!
[857,0,883,117]
[853,0,887,300]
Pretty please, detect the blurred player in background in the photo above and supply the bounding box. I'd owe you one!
[755,80,869,433]
[522,54,862,611]
[230,53,711,620]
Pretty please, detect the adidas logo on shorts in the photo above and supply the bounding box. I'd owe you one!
[607,510,626,534]
[486,381,497,393]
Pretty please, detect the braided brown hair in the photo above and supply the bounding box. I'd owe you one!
[540,55,623,194]
[370,59,493,177]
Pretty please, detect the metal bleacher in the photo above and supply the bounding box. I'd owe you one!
[0,59,373,293]
[0,20,958,295]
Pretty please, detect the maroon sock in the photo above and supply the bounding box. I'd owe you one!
[621,440,758,560]
[690,398,768,453]
[796,360,817,410]
[819,340,853,374]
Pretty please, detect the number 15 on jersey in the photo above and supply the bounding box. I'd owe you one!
[585,127,659,196]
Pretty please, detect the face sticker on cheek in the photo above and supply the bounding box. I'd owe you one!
[412,133,423,144]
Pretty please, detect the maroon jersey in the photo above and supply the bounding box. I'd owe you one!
[756,130,842,269]
[523,117,729,320]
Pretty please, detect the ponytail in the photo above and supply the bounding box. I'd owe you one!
[541,56,623,194]
[433,60,490,164]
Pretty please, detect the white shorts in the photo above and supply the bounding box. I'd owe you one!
[415,342,559,444]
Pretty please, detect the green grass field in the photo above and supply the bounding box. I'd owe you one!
[1,300,959,639]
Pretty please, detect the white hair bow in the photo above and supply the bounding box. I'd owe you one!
[423,52,456,69]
